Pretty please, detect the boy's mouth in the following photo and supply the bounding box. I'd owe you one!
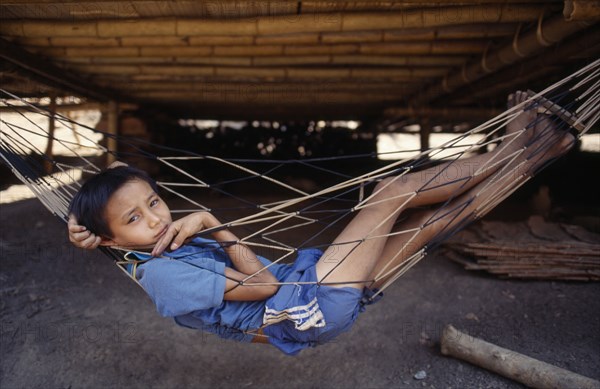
[155,224,169,239]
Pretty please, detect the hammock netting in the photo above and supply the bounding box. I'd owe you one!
[1,59,599,299]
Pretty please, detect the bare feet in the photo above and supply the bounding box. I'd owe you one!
[506,90,576,156]
[528,111,576,163]
[493,91,576,179]
[506,90,539,147]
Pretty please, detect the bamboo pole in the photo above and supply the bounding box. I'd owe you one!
[322,31,382,44]
[32,41,489,57]
[66,47,140,57]
[447,66,559,105]
[301,0,551,12]
[66,64,447,80]
[0,6,545,38]
[52,37,120,47]
[256,33,319,45]
[331,55,465,66]
[96,81,417,93]
[26,53,464,67]
[411,15,593,104]
[140,46,213,57]
[564,0,600,21]
[443,26,600,103]
[11,25,518,47]
[284,44,358,55]
[441,325,600,389]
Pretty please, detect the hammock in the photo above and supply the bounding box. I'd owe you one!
[1,59,598,300]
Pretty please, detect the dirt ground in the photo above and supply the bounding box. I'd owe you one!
[1,185,599,389]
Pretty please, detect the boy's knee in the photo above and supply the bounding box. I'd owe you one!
[407,209,442,236]
[374,175,417,197]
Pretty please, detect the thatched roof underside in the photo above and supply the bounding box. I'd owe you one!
[1,1,599,121]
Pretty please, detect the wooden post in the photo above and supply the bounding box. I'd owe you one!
[43,93,57,174]
[420,118,430,153]
[106,100,118,166]
[65,111,82,147]
[441,325,600,389]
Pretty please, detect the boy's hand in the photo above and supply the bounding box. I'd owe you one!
[152,212,218,257]
[68,215,101,249]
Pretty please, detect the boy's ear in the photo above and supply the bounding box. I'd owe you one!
[99,237,117,247]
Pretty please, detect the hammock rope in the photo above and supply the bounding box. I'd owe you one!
[1,59,598,301]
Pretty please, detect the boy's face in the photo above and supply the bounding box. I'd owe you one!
[101,179,172,248]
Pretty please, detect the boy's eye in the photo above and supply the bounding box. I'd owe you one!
[150,199,159,207]
[128,215,139,224]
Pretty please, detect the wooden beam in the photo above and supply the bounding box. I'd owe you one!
[128,90,405,105]
[0,102,139,113]
[0,38,117,101]
[43,93,56,174]
[420,119,431,152]
[384,106,502,120]
[106,101,118,166]
[149,102,382,121]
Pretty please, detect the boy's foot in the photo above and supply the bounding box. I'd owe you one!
[499,91,576,178]
[529,111,576,161]
[506,90,577,155]
[505,90,540,147]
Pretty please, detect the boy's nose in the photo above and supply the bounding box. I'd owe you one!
[147,212,161,227]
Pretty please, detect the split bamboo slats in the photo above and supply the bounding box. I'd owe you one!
[446,242,600,281]
[443,216,600,281]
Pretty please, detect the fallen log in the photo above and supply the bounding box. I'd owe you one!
[440,325,600,389]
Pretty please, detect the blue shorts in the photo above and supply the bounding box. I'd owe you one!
[262,249,383,355]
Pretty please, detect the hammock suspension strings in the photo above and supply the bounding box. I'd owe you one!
[1,59,598,294]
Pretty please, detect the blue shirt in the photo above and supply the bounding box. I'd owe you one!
[135,237,295,342]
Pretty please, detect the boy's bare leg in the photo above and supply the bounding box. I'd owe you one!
[315,92,540,289]
[368,110,575,290]
[396,91,540,208]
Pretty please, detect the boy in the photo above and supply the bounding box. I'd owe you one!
[68,92,574,355]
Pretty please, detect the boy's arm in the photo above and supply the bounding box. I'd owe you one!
[222,266,279,301]
[153,211,280,301]
[217,230,280,301]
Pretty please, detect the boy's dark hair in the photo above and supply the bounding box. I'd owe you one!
[69,165,158,238]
